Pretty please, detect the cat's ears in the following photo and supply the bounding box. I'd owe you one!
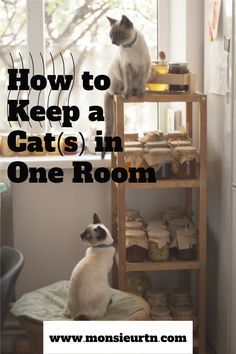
[121,15,133,29]
[107,15,133,29]
[93,213,101,224]
[107,16,117,26]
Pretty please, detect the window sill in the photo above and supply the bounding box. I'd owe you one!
[0,154,111,171]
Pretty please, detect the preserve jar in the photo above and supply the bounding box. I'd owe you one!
[173,146,198,179]
[169,140,192,148]
[150,306,172,320]
[174,228,198,260]
[125,209,141,221]
[147,52,169,92]
[169,290,192,307]
[145,141,168,149]
[144,147,173,180]
[126,229,148,262]
[126,220,143,230]
[142,131,165,143]
[125,272,151,296]
[169,62,189,91]
[147,229,170,262]
[124,147,144,170]
[172,306,197,331]
[145,289,168,307]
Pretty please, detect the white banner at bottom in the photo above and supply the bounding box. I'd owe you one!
[43,320,193,354]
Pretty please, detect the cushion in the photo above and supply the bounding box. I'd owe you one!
[11,281,149,321]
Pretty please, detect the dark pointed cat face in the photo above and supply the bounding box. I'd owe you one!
[80,213,108,245]
[107,15,133,46]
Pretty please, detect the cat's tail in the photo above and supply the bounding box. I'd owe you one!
[102,92,114,159]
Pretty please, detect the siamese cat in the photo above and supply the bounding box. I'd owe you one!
[67,213,114,320]
[102,15,151,158]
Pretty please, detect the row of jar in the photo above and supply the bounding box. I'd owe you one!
[125,207,198,262]
[124,143,198,180]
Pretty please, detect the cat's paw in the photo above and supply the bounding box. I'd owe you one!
[136,88,146,99]
[122,89,132,100]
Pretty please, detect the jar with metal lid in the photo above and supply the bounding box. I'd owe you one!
[169,63,189,92]
[126,229,148,262]
[124,147,144,170]
[144,147,173,180]
[169,290,192,307]
[147,229,170,261]
[173,146,198,179]
[145,289,168,308]
[172,306,197,331]
[150,306,172,320]
[174,228,198,260]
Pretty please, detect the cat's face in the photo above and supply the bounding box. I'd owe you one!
[80,213,112,246]
[107,15,133,46]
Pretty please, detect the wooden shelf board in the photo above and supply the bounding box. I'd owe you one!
[126,259,200,271]
[124,179,200,190]
[114,92,206,104]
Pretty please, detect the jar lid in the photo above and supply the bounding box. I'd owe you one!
[174,306,194,316]
[175,228,197,237]
[126,229,146,238]
[124,141,143,148]
[125,147,143,153]
[174,146,197,154]
[150,306,170,316]
[146,141,168,148]
[149,147,171,155]
[148,229,170,239]
[169,62,188,67]
[170,140,191,147]
[126,221,143,230]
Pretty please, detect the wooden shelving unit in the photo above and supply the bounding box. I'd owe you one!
[111,91,207,354]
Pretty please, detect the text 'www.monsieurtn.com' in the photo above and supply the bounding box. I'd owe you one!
[43,321,193,354]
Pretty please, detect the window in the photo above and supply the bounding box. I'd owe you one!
[1,0,158,136]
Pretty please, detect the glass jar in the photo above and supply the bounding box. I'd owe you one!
[126,220,143,230]
[169,290,192,307]
[125,209,141,221]
[125,272,151,296]
[174,228,198,260]
[169,62,189,92]
[126,229,148,262]
[142,131,165,143]
[145,289,168,308]
[145,141,168,149]
[173,146,198,179]
[1,134,16,157]
[147,60,169,92]
[124,147,144,171]
[173,306,197,331]
[147,229,170,262]
[144,147,173,180]
[150,306,172,320]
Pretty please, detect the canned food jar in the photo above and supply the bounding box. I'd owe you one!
[142,131,165,143]
[126,229,148,262]
[169,290,192,307]
[173,146,198,179]
[144,147,173,180]
[147,60,169,92]
[173,306,197,331]
[174,228,198,260]
[147,229,170,262]
[124,147,144,170]
[145,141,168,149]
[145,289,168,308]
[150,306,172,320]
[125,209,141,221]
[169,62,189,92]
[125,272,151,296]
